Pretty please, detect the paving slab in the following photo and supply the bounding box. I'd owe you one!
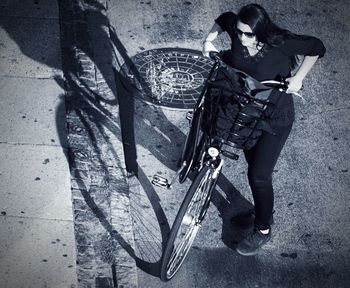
[0,1,79,287]
[0,216,77,288]
[0,16,61,78]
[0,143,72,220]
[0,76,67,147]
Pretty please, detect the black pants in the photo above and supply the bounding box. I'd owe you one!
[244,124,293,230]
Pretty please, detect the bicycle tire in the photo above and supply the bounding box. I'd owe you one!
[160,164,220,281]
[178,107,203,183]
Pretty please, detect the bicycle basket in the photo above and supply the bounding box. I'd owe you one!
[201,65,279,150]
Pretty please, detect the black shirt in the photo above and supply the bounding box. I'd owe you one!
[215,12,326,81]
[215,12,326,126]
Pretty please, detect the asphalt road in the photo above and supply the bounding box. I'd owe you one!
[107,0,350,287]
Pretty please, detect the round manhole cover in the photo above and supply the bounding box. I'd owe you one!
[120,48,214,109]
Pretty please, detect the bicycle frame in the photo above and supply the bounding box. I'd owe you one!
[153,52,290,188]
[153,51,294,281]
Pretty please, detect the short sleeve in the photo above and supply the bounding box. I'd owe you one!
[281,35,326,58]
[215,12,237,32]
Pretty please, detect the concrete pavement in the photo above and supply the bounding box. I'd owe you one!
[0,0,77,287]
[1,0,349,287]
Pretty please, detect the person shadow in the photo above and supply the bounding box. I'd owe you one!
[211,174,255,249]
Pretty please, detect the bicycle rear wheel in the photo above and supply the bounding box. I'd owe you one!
[160,164,220,281]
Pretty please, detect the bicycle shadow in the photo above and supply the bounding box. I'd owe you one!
[60,4,184,278]
[38,0,185,279]
[56,66,171,277]
[109,25,189,276]
[110,21,258,260]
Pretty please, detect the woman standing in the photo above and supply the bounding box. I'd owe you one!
[202,4,325,256]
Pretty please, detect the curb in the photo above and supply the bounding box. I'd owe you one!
[58,0,138,286]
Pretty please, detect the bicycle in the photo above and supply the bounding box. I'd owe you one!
[152,51,293,281]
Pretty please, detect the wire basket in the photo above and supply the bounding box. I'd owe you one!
[201,65,278,150]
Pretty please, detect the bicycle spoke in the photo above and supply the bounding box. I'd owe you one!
[162,166,218,280]
[167,225,199,274]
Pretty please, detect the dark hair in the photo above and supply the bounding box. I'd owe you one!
[237,4,298,68]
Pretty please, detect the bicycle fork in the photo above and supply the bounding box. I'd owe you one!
[207,147,224,179]
[152,146,225,189]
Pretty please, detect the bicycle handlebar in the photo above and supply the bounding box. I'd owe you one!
[209,51,221,61]
[208,51,304,100]
[261,80,303,99]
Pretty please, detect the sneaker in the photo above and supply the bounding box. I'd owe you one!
[236,227,271,256]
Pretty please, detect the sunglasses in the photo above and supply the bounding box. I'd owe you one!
[235,28,255,38]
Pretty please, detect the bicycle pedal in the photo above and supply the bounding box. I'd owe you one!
[186,111,193,122]
[222,150,239,160]
[152,174,170,188]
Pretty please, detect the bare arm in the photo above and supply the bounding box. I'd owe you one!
[294,55,319,80]
[202,23,223,57]
[287,55,319,93]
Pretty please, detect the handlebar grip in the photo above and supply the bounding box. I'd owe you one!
[280,77,289,90]
[209,51,221,61]
[261,79,289,91]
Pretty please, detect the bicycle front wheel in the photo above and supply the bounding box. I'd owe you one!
[178,107,204,184]
[160,164,219,281]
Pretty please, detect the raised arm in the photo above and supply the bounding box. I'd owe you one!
[282,35,325,94]
[202,23,223,57]
[286,55,319,93]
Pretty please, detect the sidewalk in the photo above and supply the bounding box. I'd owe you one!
[1,0,140,286]
[1,0,349,287]
[0,1,77,287]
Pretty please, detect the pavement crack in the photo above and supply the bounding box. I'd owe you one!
[0,214,74,222]
[0,141,68,150]
[0,74,62,80]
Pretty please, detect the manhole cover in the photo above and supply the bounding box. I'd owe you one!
[120,48,214,109]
